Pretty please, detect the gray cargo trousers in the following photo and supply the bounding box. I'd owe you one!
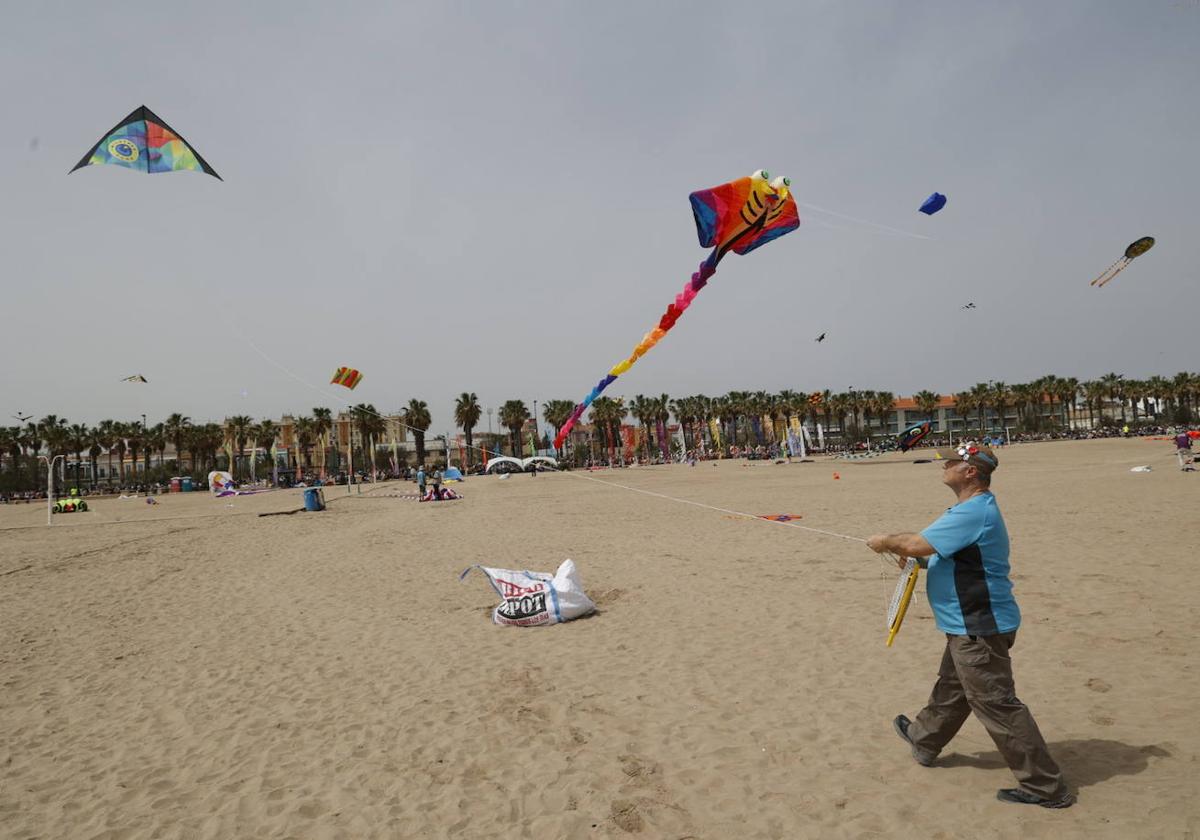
[906,632,1070,799]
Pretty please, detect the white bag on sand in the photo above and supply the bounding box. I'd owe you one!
[461,559,595,626]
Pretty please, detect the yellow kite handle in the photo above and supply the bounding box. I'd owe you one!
[886,561,920,647]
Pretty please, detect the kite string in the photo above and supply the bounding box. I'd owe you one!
[558,468,866,544]
[793,200,931,241]
[233,322,893,564]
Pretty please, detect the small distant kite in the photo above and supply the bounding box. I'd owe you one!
[898,421,932,452]
[918,192,947,215]
[815,332,827,342]
[70,105,222,180]
[553,169,800,449]
[961,302,976,310]
[121,375,148,383]
[331,366,363,390]
[1090,236,1155,288]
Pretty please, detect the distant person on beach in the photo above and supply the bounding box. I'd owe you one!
[416,466,426,496]
[866,443,1074,809]
[432,468,442,497]
[1175,430,1194,471]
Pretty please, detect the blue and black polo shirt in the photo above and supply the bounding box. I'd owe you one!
[920,493,1020,636]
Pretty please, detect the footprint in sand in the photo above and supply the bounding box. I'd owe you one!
[610,799,644,833]
[1088,712,1115,726]
[1086,678,1112,693]
[619,754,659,780]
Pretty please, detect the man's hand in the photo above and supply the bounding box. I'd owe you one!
[866,534,891,553]
[868,532,936,562]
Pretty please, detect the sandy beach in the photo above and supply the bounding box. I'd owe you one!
[1,437,1197,839]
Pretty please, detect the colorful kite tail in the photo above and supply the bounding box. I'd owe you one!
[1090,258,1125,287]
[553,257,718,448]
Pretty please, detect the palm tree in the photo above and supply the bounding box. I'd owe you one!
[498,400,530,456]
[163,413,191,474]
[402,400,432,466]
[195,424,225,474]
[588,396,622,462]
[914,390,941,429]
[828,392,851,442]
[1056,377,1079,430]
[845,390,865,441]
[454,393,483,467]
[39,417,69,486]
[294,416,316,477]
[952,392,974,438]
[989,382,1011,435]
[250,419,278,483]
[109,422,130,485]
[348,406,384,477]
[1172,371,1197,423]
[126,422,147,484]
[1124,379,1146,424]
[1078,380,1101,428]
[541,399,574,455]
[0,427,19,485]
[874,391,897,438]
[652,393,671,459]
[227,416,253,479]
[1099,372,1125,425]
[813,391,831,445]
[627,395,655,459]
[67,423,90,489]
[1009,383,1033,431]
[87,427,104,488]
[145,422,166,482]
[964,383,989,434]
[311,408,333,477]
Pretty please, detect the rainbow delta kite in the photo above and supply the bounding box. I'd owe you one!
[331,367,363,390]
[554,170,800,449]
[70,105,221,180]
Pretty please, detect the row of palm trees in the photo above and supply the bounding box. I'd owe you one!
[3,372,1196,489]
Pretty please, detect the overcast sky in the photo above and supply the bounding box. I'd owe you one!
[2,1,1197,433]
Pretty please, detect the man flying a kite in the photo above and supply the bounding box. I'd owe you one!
[866,444,1075,809]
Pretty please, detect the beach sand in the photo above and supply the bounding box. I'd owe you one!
[1,437,1197,839]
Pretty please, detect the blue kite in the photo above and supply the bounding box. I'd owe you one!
[918,192,946,215]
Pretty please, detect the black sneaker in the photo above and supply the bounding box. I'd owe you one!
[996,788,1076,809]
[892,715,936,767]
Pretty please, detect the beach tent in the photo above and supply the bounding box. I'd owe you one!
[443,467,465,482]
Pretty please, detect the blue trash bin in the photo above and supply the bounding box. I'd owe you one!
[181,477,194,492]
[303,488,325,512]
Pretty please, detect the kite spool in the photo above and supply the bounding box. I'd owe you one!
[887,557,920,646]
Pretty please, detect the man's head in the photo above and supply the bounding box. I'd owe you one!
[935,442,998,490]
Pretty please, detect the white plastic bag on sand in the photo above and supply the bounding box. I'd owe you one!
[460,559,595,626]
[1130,465,1153,472]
